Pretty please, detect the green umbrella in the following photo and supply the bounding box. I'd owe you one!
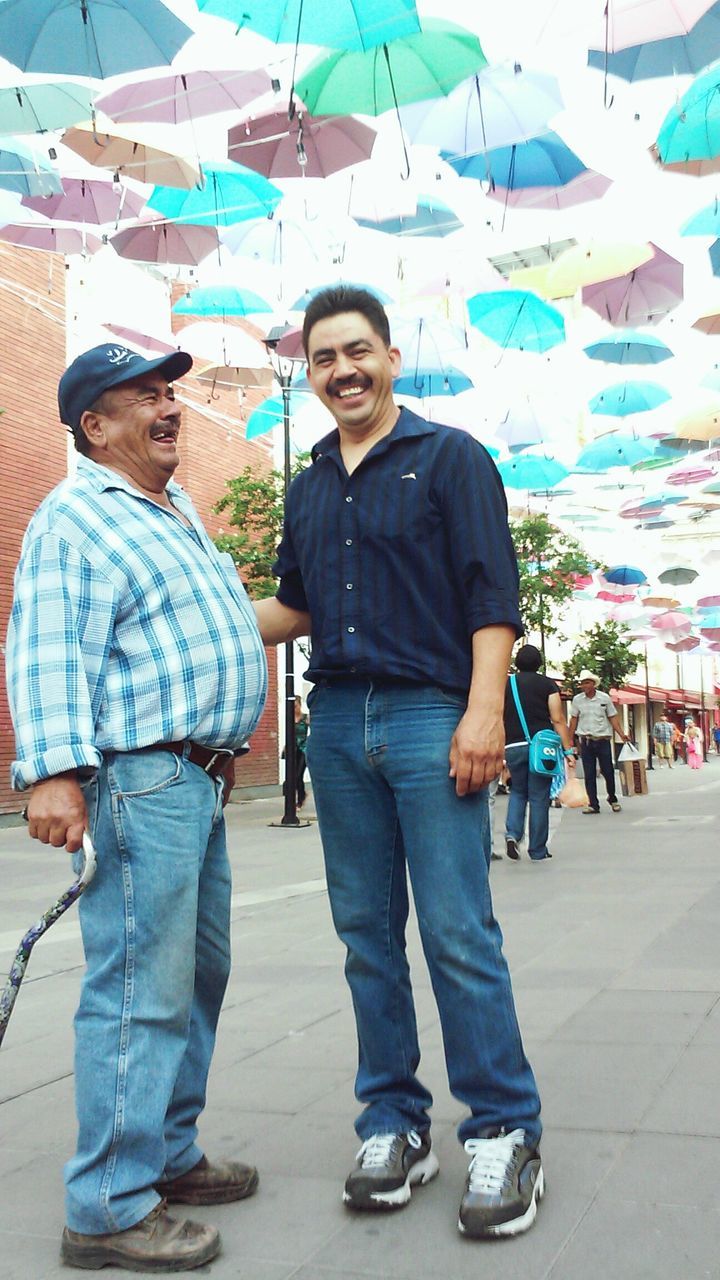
[295,18,486,117]
[0,81,93,133]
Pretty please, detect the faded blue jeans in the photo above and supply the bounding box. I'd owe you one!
[504,744,554,860]
[305,679,541,1147]
[64,747,230,1234]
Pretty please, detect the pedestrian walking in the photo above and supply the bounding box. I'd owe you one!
[652,713,675,768]
[712,723,720,755]
[255,285,543,1241]
[684,720,704,770]
[568,670,631,814]
[294,695,309,807]
[5,343,268,1272]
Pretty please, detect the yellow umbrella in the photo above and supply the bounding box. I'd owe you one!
[674,399,720,441]
[509,264,575,299]
[62,120,200,189]
[544,239,655,296]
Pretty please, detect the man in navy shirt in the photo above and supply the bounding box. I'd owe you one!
[255,286,542,1241]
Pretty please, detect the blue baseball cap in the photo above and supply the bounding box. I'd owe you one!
[58,343,193,432]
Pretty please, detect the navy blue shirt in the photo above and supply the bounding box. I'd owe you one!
[273,406,523,695]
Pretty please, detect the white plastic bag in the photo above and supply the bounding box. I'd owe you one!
[618,742,641,762]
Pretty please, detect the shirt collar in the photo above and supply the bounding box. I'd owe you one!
[77,455,185,503]
[311,405,437,465]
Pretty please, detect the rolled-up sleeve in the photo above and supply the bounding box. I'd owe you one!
[272,496,309,614]
[6,534,116,788]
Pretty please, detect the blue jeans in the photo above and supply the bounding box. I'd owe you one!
[305,680,541,1147]
[64,748,231,1234]
[504,744,553,860]
[580,738,617,809]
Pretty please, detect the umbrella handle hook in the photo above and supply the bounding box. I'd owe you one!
[382,45,411,180]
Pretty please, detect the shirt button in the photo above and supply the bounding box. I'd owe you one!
[350,666,357,673]
[345,495,353,503]
[346,583,353,590]
[347,626,355,633]
[345,538,352,546]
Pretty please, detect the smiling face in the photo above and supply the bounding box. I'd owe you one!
[305,310,401,442]
[81,374,182,496]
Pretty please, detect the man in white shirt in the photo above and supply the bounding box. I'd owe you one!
[568,670,630,815]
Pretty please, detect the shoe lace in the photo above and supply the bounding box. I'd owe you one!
[356,1131,418,1168]
[464,1129,525,1194]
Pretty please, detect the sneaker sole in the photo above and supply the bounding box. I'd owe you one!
[60,1235,221,1272]
[343,1151,440,1211]
[458,1165,544,1240]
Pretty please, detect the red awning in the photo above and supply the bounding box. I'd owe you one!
[610,688,645,705]
[618,684,717,711]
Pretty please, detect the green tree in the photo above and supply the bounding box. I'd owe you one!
[510,513,594,657]
[562,620,640,693]
[213,455,310,600]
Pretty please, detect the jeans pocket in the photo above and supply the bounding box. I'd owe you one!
[107,749,183,798]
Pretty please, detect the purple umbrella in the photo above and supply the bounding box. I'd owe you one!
[109,221,219,266]
[96,67,272,125]
[0,223,102,253]
[582,243,683,327]
[22,177,146,224]
[103,323,177,354]
[486,170,612,210]
[228,108,377,179]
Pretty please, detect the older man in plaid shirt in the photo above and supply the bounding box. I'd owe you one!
[6,344,273,1273]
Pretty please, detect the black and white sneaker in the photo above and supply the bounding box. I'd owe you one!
[505,838,520,860]
[343,1131,439,1211]
[458,1129,543,1239]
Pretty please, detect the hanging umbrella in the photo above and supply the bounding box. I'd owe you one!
[656,82,720,167]
[650,609,692,630]
[394,366,473,396]
[294,19,487,117]
[467,289,565,352]
[0,223,102,254]
[494,398,551,451]
[667,460,717,484]
[0,138,62,197]
[575,433,658,470]
[390,316,467,367]
[400,64,563,155]
[196,0,421,50]
[0,0,193,78]
[173,286,273,317]
[445,130,586,189]
[289,282,394,309]
[355,195,462,237]
[699,606,720,626]
[544,240,654,297]
[658,565,699,585]
[486,170,612,210]
[589,380,671,416]
[673,400,720,440]
[0,81,93,133]
[220,211,349,267]
[147,162,282,226]
[62,121,200,189]
[697,593,720,605]
[665,636,699,650]
[228,109,377,179]
[22,177,146,224]
[96,68,272,126]
[497,454,569,489]
[174,321,270,370]
[604,565,647,585]
[681,202,720,236]
[103,323,177,354]
[587,3,720,79]
[584,330,673,364]
[581,244,683,328]
[245,391,311,440]
[587,0,716,51]
[693,310,720,333]
[196,363,273,393]
[641,595,680,607]
[109,222,219,266]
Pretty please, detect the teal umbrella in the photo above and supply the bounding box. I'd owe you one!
[394,366,473,396]
[467,290,565,353]
[295,19,486,117]
[173,286,272,317]
[355,195,462,236]
[584,330,673,363]
[682,201,720,236]
[147,162,282,227]
[0,81,93,133]
[0,137,62,196]
[497,455,569,489]
[589,380,671,415]
[575,433,657,471]
[246,391,311,439]
[197,0,421,50]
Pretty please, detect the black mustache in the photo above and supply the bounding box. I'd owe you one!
[328,378,370,395]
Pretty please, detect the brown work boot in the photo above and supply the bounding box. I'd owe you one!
[157,1154,259,1205]
[60,1200,220,1271]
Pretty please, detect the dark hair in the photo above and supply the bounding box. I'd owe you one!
[515,644,543,672]
[302,285,391,357]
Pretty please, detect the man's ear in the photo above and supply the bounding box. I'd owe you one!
[388,345,402,376]
[79,409,106,448]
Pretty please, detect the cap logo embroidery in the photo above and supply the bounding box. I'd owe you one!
[106,346,139,366]
[401,472,417,480]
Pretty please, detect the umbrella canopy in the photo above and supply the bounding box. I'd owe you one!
[658,565,699,585]
[698,606,720,626]
[96,68,272,126]
[665,636,699,650]
[0,0,193,78]
[587,0,716,52]
[587,3,720,79]
[673,400,720,440]
[0,81,93,133]
[467,289,565,352]
[294,19,487,117]
[174,321,269,370]
[681,202,720,236]
[173,286,273,317]
[497,454,569,489]
[22,177,146,224]
[219,213,342,266]
[446,130,586,189]
[584,330,673,364]
[196,0,421,50]
[289,282,394,309]
[103,323,177,354]
[0,223,102,254]
[604,565,647,585]
[196,363,273,392]
[589,380,671,416]
[656,81,720,166]
[355,195,462,236]
[390,316,467,367]
[147,162,282,225]
[394,366,473,396]
[581,243,683,327]
[0,138,62,196]
[641,595,680,607]
[693,310,720,333]
[697,593,720,605]
[545,240,654,296]
[486,170,612,210]
[109,222,219,266]
[228,109,377,179]
[650,609,693,630]
[575,432,658,470]
[494,398,551,451]
[62,121,200,189]
[245,391,311,439]
[400,64,563,155]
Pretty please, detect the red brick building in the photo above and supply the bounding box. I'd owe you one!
[0,244,279,814]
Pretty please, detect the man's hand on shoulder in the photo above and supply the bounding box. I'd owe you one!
[26,773,88,852]
[449,711,505,796]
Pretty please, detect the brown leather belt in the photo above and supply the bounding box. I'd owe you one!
[142,741,234,779]
[579,735,611,744]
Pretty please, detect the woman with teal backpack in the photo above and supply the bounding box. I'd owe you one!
[502,645,575,861]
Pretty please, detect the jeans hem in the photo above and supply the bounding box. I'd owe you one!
[65,1191,161,1237]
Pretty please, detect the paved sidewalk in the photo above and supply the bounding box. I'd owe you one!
[1,758,718,1279]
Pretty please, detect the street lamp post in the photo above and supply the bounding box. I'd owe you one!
[644,643,654,771]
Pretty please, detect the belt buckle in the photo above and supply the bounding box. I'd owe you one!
[204,748,233,775]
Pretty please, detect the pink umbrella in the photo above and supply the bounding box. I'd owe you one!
[0,223,102,253]
[22,177,146,224]
[487,171,612,210]
[588,1,716,51]
[228,109,377,179]
[109,221,219,266]
[697,594,720,606]
[667,461,717,485]
[665,636,699,651]
[103,324,177,355]
[582,243,683,328]
[597,589,636,602]
[650,610,692,630]
[96,68,272,125]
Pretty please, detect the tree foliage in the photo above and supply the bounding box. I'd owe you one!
[562,620,640,693]
[510,512,594,650]
[213,455,310,600]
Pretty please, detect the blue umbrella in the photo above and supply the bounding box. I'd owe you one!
[173,286,272,317]
[467,289,565,352]
[588,380,671,416]
[289,282,394,309]
[656,86,720,166]
[0,81,94,133]
[246,391,312,439]
[681,202,720,236]
[497,455,569,489]
[575,433,658,471]
[444,131,586,188]
[710,240,720,276]
[0,137,62,196]
[0,0,193,78]
[394,366,473,396]
[604,565,647,586]
[587,5,720,81]
[583,330,673,364]
[196,0,420,50]
[147,162,282,227]
[355,196,462,237]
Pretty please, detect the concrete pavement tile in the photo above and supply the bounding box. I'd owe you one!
[0,1233,65,1280]
[610,968,720,992]
[551,1005,710,1046]
[545,1201,720,1280]
[186,1173,346,1267]
[531,1042,683,1131]
[0,1076,75,1151]
[0,1151,64,1236]
[638,1046,720,1136]
[0,1037,73,1104]
[691,998,720,1045]
[512,987,607,1040]
[209,1061,356,1116]
[593,1133,720,1210]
